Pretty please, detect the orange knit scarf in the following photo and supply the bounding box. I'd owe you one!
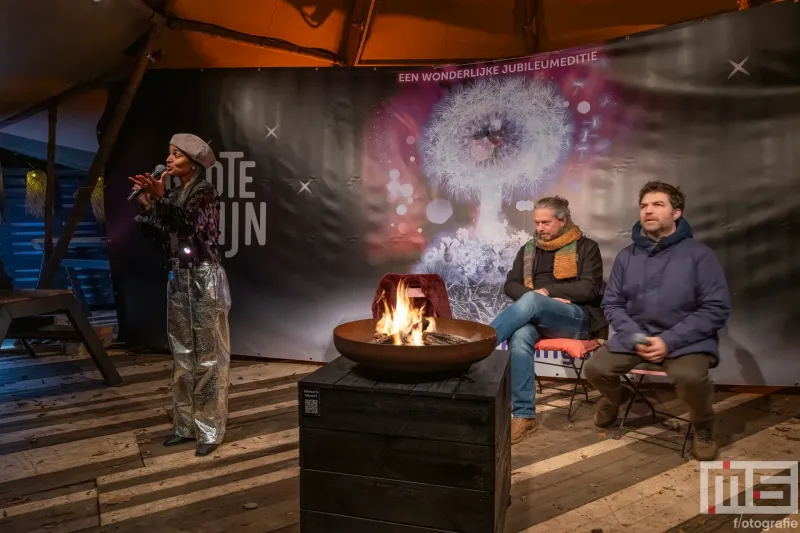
[523,225,582,289]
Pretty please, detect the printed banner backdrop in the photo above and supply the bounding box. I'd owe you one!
[105,2,800,386]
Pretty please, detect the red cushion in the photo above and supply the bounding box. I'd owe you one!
[535,339,601,359]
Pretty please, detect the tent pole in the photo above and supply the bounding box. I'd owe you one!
[37,17,166,289]
[36,103,59,287]
[167,17,343,65]
[522,0,538,54]
[342,0,378,66]
[534,0,545,52]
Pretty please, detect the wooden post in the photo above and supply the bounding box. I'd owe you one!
[341,0,378,66]
[534,0,544,53]
[522,0,538,54]
[520,0,545,54]
[36,103,58,287]
[37,18,166,289]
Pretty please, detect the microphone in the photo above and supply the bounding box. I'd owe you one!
[632,333,652,346]
[128,165,167,202]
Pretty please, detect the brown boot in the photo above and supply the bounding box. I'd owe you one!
[511,417,538,444]
[692,422,718,461]
[593,388,632,428]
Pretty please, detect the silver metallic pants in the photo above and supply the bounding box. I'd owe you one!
[167,260,231,444]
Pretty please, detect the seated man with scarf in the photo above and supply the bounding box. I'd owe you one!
[490,196,606,443]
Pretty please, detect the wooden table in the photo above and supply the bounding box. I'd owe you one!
[298,350,511,533]
[0,290,122,386]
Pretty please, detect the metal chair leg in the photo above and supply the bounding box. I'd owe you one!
[573,359,591,402]
[566,358,584,421]
[681,423,693,457]
[635,375,659,419]
[565,358,593,421]
[621,373,693,457]
[622,374,657,416]
[21,338,37,358]
[566,383,578,421]
[616,380,638,439]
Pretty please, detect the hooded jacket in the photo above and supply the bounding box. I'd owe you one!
[603,218,730,362]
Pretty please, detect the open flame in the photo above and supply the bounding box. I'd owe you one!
[375,281,436,346]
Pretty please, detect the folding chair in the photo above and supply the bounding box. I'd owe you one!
[502,338,603,421]
[617,362,693,457]
[534,339,603,421]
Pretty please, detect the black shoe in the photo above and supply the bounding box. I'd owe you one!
[163,434,193,447]
[196,443,218,456]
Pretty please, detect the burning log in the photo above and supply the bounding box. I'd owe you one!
[374,280,469,346]
[424,331,470,345]
[372,328,469,346]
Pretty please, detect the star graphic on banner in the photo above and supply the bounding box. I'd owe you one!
[264,124,279,139]
[727,56,751,79]
[298,180,312,194]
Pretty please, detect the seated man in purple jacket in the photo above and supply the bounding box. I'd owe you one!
[584,181,730,461]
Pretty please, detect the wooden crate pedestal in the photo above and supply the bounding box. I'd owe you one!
[298,350,511,533]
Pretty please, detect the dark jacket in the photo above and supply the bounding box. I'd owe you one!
[603,218,730,362]
[504,236,608,336]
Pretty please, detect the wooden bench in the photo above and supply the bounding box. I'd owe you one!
[0,290,122,386]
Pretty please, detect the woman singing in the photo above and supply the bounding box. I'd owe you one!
[130,133,231,457]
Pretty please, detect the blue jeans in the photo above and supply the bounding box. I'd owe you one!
[490,291,589,419]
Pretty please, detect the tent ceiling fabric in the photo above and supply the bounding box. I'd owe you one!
[160,0,736,65]
[0,0,745,162]
[0,0,150,120]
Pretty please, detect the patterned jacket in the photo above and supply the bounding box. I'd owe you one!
[136,179,221,268]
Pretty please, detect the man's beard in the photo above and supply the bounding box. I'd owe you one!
[643,220,675,240]
[537,226,566,241]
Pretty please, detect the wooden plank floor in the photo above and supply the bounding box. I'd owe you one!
[1,349,798,533]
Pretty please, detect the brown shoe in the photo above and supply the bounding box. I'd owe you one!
[511,417,538,444]
[593,388,632,428]
[692,422,718,461]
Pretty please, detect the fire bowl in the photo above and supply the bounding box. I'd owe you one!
[333,318,498,381]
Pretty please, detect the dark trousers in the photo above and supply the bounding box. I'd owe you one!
[584,345,716,425]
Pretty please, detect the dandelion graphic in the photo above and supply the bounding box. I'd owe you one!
[413,75,574,321]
